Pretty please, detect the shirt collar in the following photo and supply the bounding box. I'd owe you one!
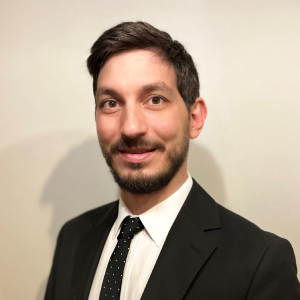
[112,174,193,247]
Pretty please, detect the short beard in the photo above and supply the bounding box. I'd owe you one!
[101,124,190,195]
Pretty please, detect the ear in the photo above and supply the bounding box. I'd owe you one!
[189,97,207,139]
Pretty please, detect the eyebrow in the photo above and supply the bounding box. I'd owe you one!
[140,82,174,94]
[96,81,175,99]
[96,87,120,99]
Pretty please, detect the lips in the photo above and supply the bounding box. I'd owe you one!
[120,148,155,154]
[119,148,156,163]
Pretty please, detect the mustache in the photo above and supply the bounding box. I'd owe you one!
[110,136,165,154]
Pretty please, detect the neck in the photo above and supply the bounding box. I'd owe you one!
[120,164,188,215]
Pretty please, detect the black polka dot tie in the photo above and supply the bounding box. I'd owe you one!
[99,216,144,300]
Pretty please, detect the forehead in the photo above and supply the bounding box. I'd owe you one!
[97,49,178,92]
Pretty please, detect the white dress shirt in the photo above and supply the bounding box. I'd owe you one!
[88,174,193,300]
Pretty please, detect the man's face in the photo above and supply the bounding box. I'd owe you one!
[95,49,191,194]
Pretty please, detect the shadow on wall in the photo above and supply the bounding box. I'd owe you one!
[188,140,227,206]
[41,138,118,244]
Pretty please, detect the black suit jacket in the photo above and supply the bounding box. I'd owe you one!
[45,179,300,299]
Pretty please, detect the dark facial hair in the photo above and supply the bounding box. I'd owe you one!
[101,125,190,194]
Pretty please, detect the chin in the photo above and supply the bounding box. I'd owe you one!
[109,161,183,194]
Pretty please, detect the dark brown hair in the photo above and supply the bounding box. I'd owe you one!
[87,21,200,110]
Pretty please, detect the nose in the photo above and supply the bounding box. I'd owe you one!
[120,103,147,138]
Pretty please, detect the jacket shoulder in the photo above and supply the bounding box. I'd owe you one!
[217,204,283,245]
[61,200,118,236]
[211,204,299,297]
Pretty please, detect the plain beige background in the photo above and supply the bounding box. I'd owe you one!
[0,0,300,299]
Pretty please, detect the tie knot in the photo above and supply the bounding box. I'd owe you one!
[117,216,144,240]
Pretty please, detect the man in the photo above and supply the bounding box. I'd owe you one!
[45,21,300,300]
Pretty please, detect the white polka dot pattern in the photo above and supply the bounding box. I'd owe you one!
[99,216,144,299]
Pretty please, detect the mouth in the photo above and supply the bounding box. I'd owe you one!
[119,148,155,154]
[118,148,156,163]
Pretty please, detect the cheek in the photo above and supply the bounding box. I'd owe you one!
[150,107,190,144]
[96,116,119,145]
[151,117,180,142]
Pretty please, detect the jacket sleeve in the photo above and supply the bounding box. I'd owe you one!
[246,237,300,300]
[44,224,66,300]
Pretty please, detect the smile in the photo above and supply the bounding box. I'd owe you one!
[119,148,156,163]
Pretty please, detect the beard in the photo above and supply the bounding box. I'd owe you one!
[101,123,190,194]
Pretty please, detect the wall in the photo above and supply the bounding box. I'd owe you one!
[0,0,299,299]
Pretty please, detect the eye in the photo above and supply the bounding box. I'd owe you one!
[149,96,163,105]
[102,100,119,109]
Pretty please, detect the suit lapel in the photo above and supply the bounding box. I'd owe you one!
[141,179,222,300]
[69,202,118,300]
